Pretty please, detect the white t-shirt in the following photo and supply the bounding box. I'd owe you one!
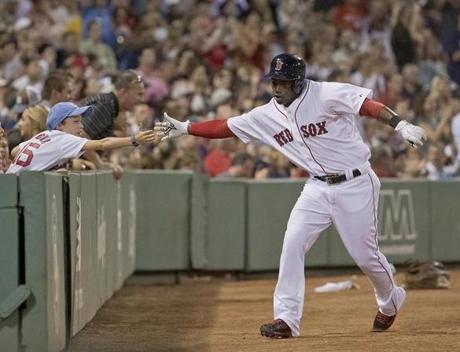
[227,80,372,176]
[7,130,88,174]
[451,112,460,163]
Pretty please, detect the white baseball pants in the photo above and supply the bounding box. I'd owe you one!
[273,170,406,337]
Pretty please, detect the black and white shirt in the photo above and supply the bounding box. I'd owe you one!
[79,92,119,140]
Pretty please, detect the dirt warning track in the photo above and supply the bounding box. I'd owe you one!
[69,270,460,352]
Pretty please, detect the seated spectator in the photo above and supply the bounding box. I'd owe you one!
[204,138,237,177]
[424,144,458,180]
[0,124,9,173]
[17,104,48,140]
[135,48,169,106]
[217,152,255,178]
[371,145,398,177]
[80,19,117,72]
[12,56,44,92]
[399,147,426,178]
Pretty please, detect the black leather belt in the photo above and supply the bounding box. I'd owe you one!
[314,169,362,185]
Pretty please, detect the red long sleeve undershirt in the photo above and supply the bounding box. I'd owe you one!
[188,119,235,138]
[359,98,385,119]
[187,98,383,138]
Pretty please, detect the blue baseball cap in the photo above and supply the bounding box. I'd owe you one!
[47,102,91,130]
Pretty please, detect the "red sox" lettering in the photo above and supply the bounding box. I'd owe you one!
[273,129,293,146]
[273,121,328,146]
[300,121,328,138]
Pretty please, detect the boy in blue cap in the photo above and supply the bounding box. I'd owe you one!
[7,102,159,173]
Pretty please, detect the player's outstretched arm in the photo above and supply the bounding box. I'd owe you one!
[155,112,235,141]
[359,98,427,148]
[82,130,160,151]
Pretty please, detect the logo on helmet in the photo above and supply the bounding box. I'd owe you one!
[274,58,283,71]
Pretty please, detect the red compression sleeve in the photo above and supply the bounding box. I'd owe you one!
[359,98,385,120]
[188,119,235,138]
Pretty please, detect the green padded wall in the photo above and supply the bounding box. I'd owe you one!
[96,172,118,304]
[19,172,66,352]
[68,173,99,336]
[206,180,246,270]
[121,173,136,279]
[190,174,208,269]
[377,180,431,264]
[0,175,19,352]
[429,181,460,261]
[245,180,329,271]
[68,173,83,336]
[80,173,99,326]
[0,174,17,207]
[135,171,192,271]
[69,172,133,337]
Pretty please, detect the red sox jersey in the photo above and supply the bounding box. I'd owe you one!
[7,130,88,174]
[227,80,372,176]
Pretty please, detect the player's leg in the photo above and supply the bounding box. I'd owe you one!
[269,181,332,337]
[332,171,405,322]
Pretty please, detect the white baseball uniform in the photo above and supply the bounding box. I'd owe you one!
[227,80,406,336]
[7,130,88,174]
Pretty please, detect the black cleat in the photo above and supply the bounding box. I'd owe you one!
[260,319,292,339]
[373,311,396,332]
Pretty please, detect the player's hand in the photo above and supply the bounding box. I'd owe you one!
[135,130,159,145]
[395,121,427,148]
[154,112,190,141]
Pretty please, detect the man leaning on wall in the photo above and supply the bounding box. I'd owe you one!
[78,70,146,178]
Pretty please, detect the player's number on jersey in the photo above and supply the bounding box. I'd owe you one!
[14,133,51,167]
[15,142,41,167]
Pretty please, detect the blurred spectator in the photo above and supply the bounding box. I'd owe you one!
[80,19,117,71]
[81,0,115,46]
[150,139,181,170]
[452,99,460,165]
[12,56,44,92]
[217,152,255,178]
[399,147,426,179]
[203,138,236,177]
[418,76,456,144]
[56,31,85,69]
[371,145,398,177]
[135,48,169,106]
[425,143,458,179]
[11,85,42,114]
[28,69,71,117]
[331,0,367,32]
[16,104,48,141]
[0,123,8,173]
[441,0,460,85]
[0,38,23,81]
[391,2,417,69]
[401,63,422,106]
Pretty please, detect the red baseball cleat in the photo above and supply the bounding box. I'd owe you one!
[260,319,292,338]
[373,311,397,332]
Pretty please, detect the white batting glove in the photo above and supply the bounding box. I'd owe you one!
[395,121,427,148]
[154,112,190,141]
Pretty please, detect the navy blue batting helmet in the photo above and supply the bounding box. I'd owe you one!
[268,54,306,94]
[269,54,305,81]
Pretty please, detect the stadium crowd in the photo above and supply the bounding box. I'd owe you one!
[1,0,460,180]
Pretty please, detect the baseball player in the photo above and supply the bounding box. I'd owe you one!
[7,102,159,174]
[155,53,427,338]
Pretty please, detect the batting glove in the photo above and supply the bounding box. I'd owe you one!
[395,121,427,148]
[154,112,190,141]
